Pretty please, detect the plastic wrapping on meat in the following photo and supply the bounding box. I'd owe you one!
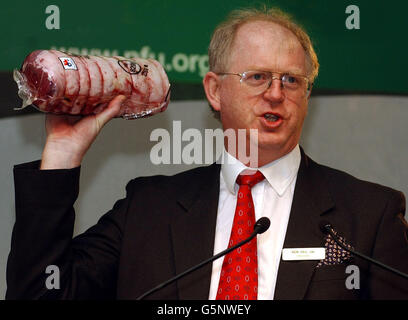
[13,50,171,119]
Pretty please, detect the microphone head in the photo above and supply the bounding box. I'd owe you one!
[319,221,333,234]
[254,217,270,234]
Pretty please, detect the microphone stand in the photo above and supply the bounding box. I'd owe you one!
[322,223,408,280]
[137,228,260,300]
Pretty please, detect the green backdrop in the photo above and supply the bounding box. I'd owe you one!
[0,0,407,117]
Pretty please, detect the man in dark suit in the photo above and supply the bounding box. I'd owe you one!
[7,7,408,299]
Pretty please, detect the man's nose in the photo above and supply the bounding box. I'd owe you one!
[263,78,285,101]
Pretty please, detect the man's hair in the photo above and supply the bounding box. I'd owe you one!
[207,6,319,120]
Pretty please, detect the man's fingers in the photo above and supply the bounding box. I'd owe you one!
[95,95,127,129]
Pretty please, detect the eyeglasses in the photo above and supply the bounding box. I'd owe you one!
[217,70,312,98]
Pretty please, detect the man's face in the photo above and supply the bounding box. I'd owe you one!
[215,20,310,164]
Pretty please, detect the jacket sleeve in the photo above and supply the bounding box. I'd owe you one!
[369,190,408,299]
[6,160,134,300]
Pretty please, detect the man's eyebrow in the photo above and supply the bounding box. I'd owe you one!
[285,69,306,75]
[248,67,307,76]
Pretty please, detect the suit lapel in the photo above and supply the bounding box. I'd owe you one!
[170,163,221,299]
[274,149,335,299]
[167,150,335,300]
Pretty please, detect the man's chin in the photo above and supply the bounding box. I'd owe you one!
[256,137,286,151]
[256,138,297,160]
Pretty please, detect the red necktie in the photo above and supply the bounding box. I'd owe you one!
[216,170,265,300]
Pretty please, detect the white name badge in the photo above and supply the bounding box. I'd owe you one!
[282,247,326,261]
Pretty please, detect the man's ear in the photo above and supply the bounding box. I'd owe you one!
[203,72,221,111]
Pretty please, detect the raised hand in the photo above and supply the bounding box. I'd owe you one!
[40,95,127,169]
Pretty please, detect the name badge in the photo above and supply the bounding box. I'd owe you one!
[282,247,325,261]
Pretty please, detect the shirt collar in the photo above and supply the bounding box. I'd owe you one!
[221,144,301,196]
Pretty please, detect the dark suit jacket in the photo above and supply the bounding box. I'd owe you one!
[6,149,408,299]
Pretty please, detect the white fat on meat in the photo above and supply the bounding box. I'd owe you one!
[17,50,170,118]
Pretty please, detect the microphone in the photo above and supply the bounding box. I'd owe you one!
[319,221,408,279]
[136,217,271,300]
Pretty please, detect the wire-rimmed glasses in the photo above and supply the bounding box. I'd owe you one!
[217,70,312,98]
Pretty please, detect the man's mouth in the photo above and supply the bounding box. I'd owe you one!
[263,113,280,122]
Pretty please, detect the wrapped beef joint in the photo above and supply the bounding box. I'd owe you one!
[13,50,171,119]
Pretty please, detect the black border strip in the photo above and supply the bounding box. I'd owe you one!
[0,300,407,318]
[1,71,407,119]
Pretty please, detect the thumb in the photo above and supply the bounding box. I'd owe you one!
[95,95,127,128]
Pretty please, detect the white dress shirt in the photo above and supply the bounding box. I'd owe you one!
[208,145,301,300]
